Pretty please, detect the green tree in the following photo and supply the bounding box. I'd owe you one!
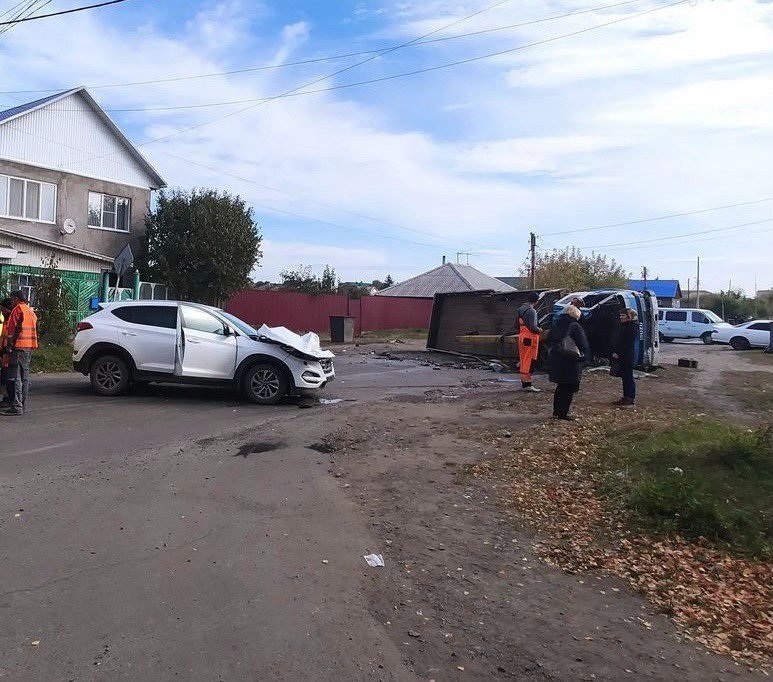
[519,247,628,290]
[34,256,71,344]
[280,265,337,295]
[140,188,262,303]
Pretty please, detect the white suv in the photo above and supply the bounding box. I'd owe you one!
[73,301,335,405]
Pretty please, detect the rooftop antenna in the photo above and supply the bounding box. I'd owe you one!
[456,252,471,265]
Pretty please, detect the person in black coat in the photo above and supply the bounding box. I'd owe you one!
[545,305,590,421]
[610,308,638,407]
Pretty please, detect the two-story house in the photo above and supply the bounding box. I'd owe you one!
[0,86,166,317]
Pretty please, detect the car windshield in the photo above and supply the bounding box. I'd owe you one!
[704,310,723,323]
[219,311,258,336]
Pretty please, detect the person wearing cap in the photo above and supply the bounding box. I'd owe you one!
[611,307,638,408]
[1,290,38,416]
[545,305,590,420]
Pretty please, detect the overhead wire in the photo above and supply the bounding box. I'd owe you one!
[0,0,134,26]
[541,197,773,236]
[67,0,691,113]
[0,0,652,94]
[0,0,48,34]
[570,217,773,250]
[70,0,688,166]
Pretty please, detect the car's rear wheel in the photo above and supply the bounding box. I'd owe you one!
[243,363,289,405]
[730,336,751,351]
[90,355,130,396]
[700,332,713,345]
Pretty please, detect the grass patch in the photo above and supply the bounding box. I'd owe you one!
[357,328,428,342]
[30,343,72,373]
[600,420,773,558]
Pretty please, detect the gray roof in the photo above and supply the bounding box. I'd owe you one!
[0,91,67,124]
[0,87,166,189]
[496,276,531,290]
[375,263,516,298]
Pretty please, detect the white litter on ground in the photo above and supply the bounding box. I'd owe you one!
[363,553,385,567]
[319,398,344,405]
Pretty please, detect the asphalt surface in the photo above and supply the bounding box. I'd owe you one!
[0,351,483,681]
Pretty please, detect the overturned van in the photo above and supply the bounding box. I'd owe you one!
[553,289,659,370]
[427,287,659,371]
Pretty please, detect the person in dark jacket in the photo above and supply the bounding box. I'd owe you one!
[545,305,590,421]
[611,308,638,407]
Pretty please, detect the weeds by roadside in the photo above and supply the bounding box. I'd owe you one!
[31,344,72,373]
[470,410,773,667]
[600,420,772,558]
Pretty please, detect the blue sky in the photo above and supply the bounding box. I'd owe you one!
[1,0,772,293]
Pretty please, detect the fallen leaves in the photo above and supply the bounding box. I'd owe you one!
[470,408,773,669]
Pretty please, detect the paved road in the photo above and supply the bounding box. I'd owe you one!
[0,352,484,681]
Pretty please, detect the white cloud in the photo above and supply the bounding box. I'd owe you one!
[1,0,772,294]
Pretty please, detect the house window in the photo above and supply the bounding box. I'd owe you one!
[0,174,56,223]
[88,191,131,232]
[11,274,37,306]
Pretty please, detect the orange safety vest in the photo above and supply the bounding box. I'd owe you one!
[7,303,38,350]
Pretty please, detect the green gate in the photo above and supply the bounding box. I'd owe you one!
[0,265,101,327]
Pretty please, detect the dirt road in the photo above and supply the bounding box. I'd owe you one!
[0,344,768,679]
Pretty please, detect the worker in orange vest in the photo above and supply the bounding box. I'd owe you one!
[0,297,13,406]
[2,290,38,416]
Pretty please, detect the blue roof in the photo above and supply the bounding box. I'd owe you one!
[0,89,75,124]
[628,279,682,298]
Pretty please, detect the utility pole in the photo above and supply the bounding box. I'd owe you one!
[687,278,691,306]
[642,265,648,290]
[529,232,537,290]
[696,257,701,308]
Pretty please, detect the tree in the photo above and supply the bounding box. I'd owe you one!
[519,248,628,291]
[279,265,338,295]
[140,189,262,303]
[35,256,71,344]
[700,289,770,322]
[372,275,394,291]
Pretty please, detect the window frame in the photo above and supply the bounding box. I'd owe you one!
[11,273,37,306]
[665,310,688,322]
[748,322,770,331]
[180,305,228,336]
[110,305,177,329]
[87,191,131,233]
[691,311,709,324]
[0,173,57,224]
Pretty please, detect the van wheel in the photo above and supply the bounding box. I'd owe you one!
[700,332,713,345]
[90,355,130,396]
[243,363,288,405]
[659,333,673,343]
[730,336,750,351]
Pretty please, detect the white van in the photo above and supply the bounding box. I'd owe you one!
[657,308,732,344]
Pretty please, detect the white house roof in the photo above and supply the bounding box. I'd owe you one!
[375,263,517,298]
[0,87,166,189]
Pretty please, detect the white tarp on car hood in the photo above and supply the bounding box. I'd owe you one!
[256,325,335,359]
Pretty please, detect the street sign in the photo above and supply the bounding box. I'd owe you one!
[113,244,134,278]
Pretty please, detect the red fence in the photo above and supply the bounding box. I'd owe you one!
[225,290,434,336]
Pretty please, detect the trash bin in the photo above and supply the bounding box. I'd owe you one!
[330,316,355,343]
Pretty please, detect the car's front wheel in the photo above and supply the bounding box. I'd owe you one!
[90,355,130,396]
[730,336,751,351]
[243,363,289,405]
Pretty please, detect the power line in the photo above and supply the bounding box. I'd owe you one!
[571,217,773,250]
[0,0,651,94]
[159,150,488,248]
[0,0,134,26]
[70,0,689,166]
[71,0,690,114]
[0,0,49,34]
[68,0,520,167]
[541,197,773,236]
[597,225,773,252]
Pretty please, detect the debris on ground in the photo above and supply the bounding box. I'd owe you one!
[364,553,385,567]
